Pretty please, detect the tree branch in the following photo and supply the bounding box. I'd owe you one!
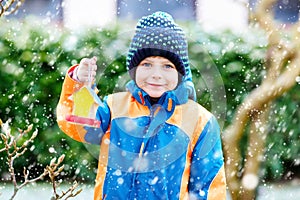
[0,0,25,17]
[223,0,300,199]
[0,120,82,200]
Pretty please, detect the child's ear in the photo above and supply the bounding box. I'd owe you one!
[177,73,184,84]
[129,67,137,81]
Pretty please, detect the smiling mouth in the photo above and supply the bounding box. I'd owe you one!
[147,83,164,87]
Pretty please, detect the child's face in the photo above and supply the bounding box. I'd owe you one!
[135,56,178,98]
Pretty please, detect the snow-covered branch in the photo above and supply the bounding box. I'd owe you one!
[0,119,82,200]
[0,0,25,17]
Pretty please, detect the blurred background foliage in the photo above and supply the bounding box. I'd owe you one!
[0,17,299,184]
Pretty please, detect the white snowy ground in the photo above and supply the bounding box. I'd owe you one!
[0,182,299,200]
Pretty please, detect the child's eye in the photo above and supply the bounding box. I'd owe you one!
[164,64,175,69]
[141,62,152,67]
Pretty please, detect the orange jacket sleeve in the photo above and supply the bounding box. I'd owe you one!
[56,65,88,142]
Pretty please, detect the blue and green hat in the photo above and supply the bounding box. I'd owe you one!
[126,11,190,80]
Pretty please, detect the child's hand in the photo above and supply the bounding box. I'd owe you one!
[76,56,98,84]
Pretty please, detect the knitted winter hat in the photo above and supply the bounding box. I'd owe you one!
[127,11,189,80]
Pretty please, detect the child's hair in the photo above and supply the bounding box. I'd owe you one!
[126,11,189,80]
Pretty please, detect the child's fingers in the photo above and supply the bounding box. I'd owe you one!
[80,57,97,67]
[79,58,91,67]
[77,57,98,83]
[81,76,95,82]
[91,56,97,64]
[91,64,97,71]
[79,68,97,82]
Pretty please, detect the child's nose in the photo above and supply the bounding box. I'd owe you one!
[151,66,162,79]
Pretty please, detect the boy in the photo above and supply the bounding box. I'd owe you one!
[56,11,226,200]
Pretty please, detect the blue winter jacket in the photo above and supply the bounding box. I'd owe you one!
[56,65,226,200]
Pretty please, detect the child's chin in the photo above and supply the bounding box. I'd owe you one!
[148,93,163,98]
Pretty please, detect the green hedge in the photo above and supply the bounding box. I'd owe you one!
[0,17,299,183]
